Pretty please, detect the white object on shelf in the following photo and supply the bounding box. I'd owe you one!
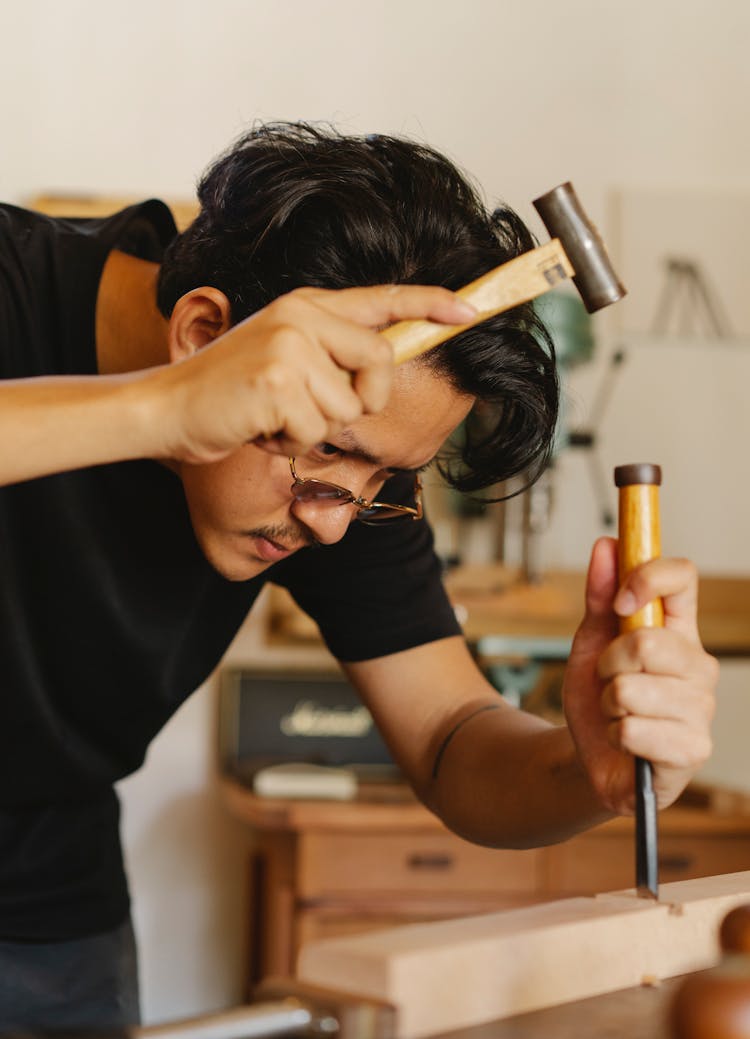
[252,762,358,801]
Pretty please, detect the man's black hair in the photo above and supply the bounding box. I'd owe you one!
[156,122,558,496]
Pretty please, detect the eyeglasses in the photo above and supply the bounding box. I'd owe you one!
[289,457,423,525]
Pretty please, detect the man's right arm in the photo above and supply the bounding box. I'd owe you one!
[1,285,476,487]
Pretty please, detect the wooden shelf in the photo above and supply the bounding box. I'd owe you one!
[267,567,750,657]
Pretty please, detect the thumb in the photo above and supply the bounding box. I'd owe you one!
[571,536,620,658]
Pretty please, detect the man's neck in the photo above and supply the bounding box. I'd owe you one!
[95,249,170,375]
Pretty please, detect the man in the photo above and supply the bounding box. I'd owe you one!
[0,123,717,1029]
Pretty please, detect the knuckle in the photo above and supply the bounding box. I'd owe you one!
[675,733,712,770]
[676,556,698,581]
[609,675,630,712]
[336,395,364,425]
[698,733,714,765]
[373,337,396,366]
[353,371,391,414]
[360,375,388,403]
[289,286,321,304]
[699,684,718,723]
[267,323,306,358]
[268,290,308,322]
[261,359,292,394]
[686,733,713,768]
[631,627,658,658]
[703,652,720,686]
[618,714,637,745]
[291,413,327,447]
[310,416,329,443]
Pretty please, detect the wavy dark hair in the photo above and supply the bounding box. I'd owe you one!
[156,122,558,495]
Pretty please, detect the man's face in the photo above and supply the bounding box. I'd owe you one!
[177,365,474,581]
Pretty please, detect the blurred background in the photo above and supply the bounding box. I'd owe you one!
[4,0,750,1023]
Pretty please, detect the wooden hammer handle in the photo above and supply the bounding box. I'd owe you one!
[380,238,574,365]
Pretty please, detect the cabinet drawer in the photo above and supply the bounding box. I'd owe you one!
[548,833,750,894]
[297,831,544,897]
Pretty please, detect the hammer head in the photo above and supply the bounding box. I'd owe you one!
[533,182,626,313]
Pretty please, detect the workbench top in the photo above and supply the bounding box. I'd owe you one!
[437,977,682,1039]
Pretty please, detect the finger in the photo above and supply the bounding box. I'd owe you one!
[607,715,713,770]
[570,537,619,657]
[303,366,366,426]
[613,556,700,643]
[255,375,334,456]
[268,302,396,412]
[248,306,396,416]
[296,284,479,328]
[598,624,715,682]
[251,434,292,456]
[600,672,715,727]
[311,325,394,415]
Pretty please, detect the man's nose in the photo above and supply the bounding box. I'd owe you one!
[290,500,356,546]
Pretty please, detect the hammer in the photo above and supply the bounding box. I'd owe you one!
[381,182,626,364]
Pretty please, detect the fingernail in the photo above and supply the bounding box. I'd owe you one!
[453,300,478,320]
[615,589,637,615]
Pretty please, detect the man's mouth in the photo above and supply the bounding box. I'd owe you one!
[249,532,309,563]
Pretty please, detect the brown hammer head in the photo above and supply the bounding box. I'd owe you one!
[533,182,626,313]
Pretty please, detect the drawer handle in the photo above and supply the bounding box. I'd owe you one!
[406,853,454,871]
[658,854,694,872]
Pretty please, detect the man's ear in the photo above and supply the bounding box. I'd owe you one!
[167,288,233,362]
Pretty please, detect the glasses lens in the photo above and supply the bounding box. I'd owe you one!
[292,479,353,504]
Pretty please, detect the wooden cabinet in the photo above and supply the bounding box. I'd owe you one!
[297,830,544,898]
[547,818,750,894]
[221,779,750,991]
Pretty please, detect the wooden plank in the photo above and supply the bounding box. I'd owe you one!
[297,871,750,1038]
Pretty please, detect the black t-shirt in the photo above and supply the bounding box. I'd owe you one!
[0,201,460,940]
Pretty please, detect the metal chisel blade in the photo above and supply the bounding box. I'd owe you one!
[635,756,659,900]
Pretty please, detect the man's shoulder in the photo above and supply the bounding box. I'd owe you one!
[0,202,51,258]
[0,198,177,256]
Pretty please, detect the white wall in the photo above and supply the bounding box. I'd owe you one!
[5,0,750,1022]
[117,679,255,1021]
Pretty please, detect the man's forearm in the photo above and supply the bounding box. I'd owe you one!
[0,373,160,485]
[422,707,614,849]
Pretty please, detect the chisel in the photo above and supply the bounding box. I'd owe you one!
[614,463,664,900]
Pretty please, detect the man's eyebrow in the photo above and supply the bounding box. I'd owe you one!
[335,430,382,466]
[336,430,433,474]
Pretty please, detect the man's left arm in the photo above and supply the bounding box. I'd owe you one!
[343,537,718,849]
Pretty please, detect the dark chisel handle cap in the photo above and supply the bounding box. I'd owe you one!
[614,463,662,487]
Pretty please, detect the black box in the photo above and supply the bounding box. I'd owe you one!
[218,668,398,786]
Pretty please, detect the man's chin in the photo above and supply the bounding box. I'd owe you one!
[221,558,275,582]
[197,538,277,583]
